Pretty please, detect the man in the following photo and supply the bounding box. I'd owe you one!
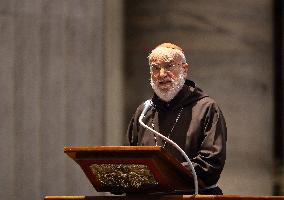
[127,43,227,194]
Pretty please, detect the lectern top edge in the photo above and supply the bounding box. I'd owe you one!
[64,146,163,152]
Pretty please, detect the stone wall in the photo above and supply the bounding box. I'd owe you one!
[0,1,123,200]
[124,0,274,195]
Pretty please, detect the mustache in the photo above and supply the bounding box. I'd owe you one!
[156,77,173,83]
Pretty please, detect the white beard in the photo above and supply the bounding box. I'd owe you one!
[150,71,186,102]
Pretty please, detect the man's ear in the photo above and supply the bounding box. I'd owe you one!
[182,63,189,74]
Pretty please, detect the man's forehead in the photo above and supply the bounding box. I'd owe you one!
[149,47,183,63]
[150,56,175,64]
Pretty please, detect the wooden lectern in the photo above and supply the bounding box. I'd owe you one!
[64,146,200,194]
[44,146,284,200]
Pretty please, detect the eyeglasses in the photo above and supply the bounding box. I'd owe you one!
[150,63,183,73]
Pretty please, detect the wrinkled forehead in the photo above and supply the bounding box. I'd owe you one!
[148,47,184,64]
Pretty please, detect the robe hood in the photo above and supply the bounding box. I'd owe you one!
[152,79,208,111]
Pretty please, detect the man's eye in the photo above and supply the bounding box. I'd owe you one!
[152,66,159,71]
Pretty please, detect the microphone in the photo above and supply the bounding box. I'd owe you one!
[138,100,153,122]
[138,100,199,194]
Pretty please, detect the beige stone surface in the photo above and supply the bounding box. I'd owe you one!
[0,0,124,200]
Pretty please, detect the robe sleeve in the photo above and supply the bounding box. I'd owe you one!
[127,115,138,146]
[190,102,227,186]
[126,104,144,146]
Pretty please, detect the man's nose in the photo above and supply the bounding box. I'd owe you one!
[159,68,167,77]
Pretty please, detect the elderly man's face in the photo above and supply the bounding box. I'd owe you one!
[150,56,188,92]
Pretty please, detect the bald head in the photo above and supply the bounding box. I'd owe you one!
[148,42,187,65]
[156,43,184,52]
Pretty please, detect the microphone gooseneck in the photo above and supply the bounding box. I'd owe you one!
[138,100,199,195]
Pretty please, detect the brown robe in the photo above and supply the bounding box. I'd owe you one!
[127,80,227,194]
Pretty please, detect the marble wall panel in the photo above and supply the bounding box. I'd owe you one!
[0,0,124,200]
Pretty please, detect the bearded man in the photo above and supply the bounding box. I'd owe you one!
[127,43,227,195]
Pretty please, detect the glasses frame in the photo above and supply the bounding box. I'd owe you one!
[150,62,185,74]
